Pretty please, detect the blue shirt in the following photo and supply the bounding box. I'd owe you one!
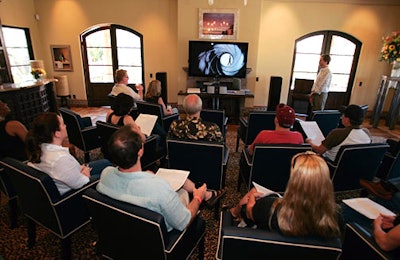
[97,166,191,231]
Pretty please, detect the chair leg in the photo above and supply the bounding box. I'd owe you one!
[198,235,205,260]
[84,152,91,163]
[8,197,18,229]
[61,237,72,260]
[27,218,36,249]
[236,133,240,152]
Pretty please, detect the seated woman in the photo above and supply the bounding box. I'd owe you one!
[228,151,343,239]
[106,93,145,141]
[145,80,179,116]
[25,112,111,195]
[0,100,28,161]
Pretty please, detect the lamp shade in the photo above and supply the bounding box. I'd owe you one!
[54,75,70,96]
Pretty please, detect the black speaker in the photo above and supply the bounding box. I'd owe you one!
[156,72,167,102]
[268,76,282,111]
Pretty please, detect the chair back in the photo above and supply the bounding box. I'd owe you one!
[217,210,342,260]
[136,101,179,132]
[245,111,276,146]
[309,110,342,137]
[328,143,389,191]
[83,188,205,259]
[200,109,228,136]
[59,107,100,162]
[96,121,163,170]
[248,144,312,192]
[0,157,94,238]
[167,138,227,190]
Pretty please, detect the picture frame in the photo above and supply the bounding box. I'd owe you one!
[199,8,239,40]
[50,45,73,71]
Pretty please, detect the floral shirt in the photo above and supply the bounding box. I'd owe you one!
[168,116,223,142]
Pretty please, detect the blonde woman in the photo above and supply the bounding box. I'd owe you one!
[229,151,343,238]
[145,80,178,116]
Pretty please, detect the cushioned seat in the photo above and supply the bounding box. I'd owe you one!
[216,210,342,260]
[83,188,206,259]
[0,157,98,260]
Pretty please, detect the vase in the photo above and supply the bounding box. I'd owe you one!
[391,60,400,78]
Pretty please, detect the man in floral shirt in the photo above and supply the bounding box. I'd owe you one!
[168,94,223,142]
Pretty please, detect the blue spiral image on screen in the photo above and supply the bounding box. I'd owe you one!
[197,44,245,76]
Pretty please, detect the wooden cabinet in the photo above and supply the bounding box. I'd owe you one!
[0,19,13,84]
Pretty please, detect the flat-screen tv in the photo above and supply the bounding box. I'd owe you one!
[188,40,248,78]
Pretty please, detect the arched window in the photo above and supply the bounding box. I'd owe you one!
[80,24,144,106]
[289,30,361,109]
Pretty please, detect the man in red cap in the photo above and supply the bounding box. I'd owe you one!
[247,103,304,155]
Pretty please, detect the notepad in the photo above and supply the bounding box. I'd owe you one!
[252,182,282,198]
[343,198,396,219]
[135,113,158,136]
[156,168,190,191]
[299,121,325,146]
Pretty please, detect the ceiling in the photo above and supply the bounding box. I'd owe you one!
[277,0,400,5]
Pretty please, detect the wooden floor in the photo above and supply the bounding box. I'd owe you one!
[71,106,400,141]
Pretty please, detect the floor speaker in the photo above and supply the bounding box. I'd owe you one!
[156,72,167,102]
[268,76,282,110]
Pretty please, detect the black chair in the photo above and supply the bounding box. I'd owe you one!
[376,138,400,180]
[200,109,228,137]
[216,210,342,260]
[59,107,101,163]
[136,101,179,132]
[0,166,18,228]
[293,110,342,140]
[235,111,276,152]
[0,157,98,260]
[340,222,400,260]
[326,143,389,192]
[238,144,312,192]
[166,138,228,219]
[95,121,164,170]
[82,188,206,260]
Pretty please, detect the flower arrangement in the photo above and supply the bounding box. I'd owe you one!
[380,31,400,64]
[31,68,46,79]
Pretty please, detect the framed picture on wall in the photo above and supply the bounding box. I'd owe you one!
[50,45,73,71]
[199,8,239,40]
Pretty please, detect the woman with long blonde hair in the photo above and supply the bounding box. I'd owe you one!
[229,151,342,238]
[145,80,178,116]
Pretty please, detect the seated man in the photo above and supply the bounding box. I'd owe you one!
[168,94,223,142]
[360,178,400,251]
[239,103,303,183]
[306,104,371,161]
[247,103,304,156]
[97,125,225,232]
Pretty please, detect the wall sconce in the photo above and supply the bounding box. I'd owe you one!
[208,0,214,5]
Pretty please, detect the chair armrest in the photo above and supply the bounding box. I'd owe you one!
[239,117,248,128]
[223,147,230,166]
[56,179,99,206]
[81,126,101,150]
[243,148,253,167]
[81,117,93,128]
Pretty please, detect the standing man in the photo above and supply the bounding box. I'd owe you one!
[309,54,332,111]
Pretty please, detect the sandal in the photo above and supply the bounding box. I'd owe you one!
[204,189,226,208]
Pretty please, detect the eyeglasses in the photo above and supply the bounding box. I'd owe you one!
[292,151,317,168]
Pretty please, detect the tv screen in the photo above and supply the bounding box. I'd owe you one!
[188,41,248,78]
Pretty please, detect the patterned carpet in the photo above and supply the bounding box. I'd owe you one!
[0,125,246,259]
[0,115,398,259]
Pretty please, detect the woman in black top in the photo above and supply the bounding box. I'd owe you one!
[229,151,343,239]
[0,100,28,161]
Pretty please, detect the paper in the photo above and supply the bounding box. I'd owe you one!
[343,198,396,219]
[135,113,158,136]
[252,182,282,198]
[187,87,201,93]
[299,121,325,145]
[156,168,190,191]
